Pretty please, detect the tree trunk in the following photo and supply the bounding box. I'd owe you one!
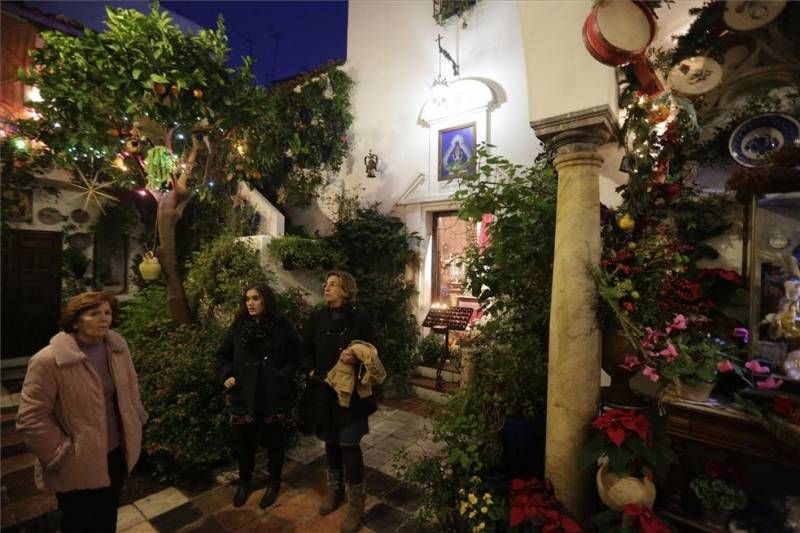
[156,190,192,325]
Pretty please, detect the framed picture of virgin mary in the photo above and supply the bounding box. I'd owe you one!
[438,122,476,181]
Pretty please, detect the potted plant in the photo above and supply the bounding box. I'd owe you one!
[689,460,748,526]
[579,408,677,511]
[619,314,741,401]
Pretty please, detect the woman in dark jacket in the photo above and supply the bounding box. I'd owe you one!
[303,271,378,533]
[217,283,299,509]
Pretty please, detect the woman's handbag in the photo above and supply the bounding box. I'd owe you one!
[297,376,325,435]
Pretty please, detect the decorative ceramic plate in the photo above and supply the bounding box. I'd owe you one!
[70,208,90,223]
[724,0,786,31]
[67,232,92,250]
[728,113,800,167]
[668,56,723,96]
[37,207,64,225]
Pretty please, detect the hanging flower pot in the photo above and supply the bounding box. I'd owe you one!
[138,251,162,281]
[596,462,656,512]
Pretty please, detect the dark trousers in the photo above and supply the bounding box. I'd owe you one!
[56,447,126,533]
[236,421,285,481]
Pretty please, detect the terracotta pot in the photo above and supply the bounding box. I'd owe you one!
[596,462,656,512]
[601,331,645,407]
[674,378,715,402]
[138,252,162,281]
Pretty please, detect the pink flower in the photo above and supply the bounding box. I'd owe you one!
[670,314,688,331]
[745,360,770,374]
[717,360,735,373]
[659,343,679,362]
[732,327,749,344]
[620,355,641,370]
[642,366,660,382]
[757,377,783,390]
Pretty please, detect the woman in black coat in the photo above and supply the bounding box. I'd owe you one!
[217,282,299,509]
[302,271,378,533]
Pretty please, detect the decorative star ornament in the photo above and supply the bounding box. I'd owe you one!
[69,168,119,215]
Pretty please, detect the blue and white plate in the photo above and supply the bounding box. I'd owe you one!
[729,113,800,167]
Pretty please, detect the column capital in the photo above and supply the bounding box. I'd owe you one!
[531,105,617,154]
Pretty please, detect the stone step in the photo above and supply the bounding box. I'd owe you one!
[1,431,26,458]
[413,364,460,383]
[408,376,456,405]
[0,491,57,529]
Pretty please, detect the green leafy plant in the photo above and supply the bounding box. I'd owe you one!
[690,475,747,513]
[401,149,556,529]
[267,235,344,271]
[418,334,445,366]
[184,232,272,325]
[328,205,421,394]
[434,0,479,25]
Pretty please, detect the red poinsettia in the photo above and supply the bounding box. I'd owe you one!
[591,408,652,447]
[509,478,582,532]
[622,504,670,533]
[696,268,741,283]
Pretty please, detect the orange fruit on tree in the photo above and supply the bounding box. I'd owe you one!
[154,83,167,95]
[193,88,204,99]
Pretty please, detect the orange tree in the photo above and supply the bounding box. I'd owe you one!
[16,4,352,324]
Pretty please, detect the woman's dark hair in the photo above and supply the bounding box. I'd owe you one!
[60,291,118,332]
[234,282,281,324]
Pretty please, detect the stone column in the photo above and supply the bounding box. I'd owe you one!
[531,106,615,519]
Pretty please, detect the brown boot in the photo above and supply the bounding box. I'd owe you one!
[319,469,345,515]
[341,481,366,533]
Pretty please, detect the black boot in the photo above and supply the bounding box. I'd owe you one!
[233,476,251,507]
[259,477,281,509]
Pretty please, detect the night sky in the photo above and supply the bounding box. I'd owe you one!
[24,1,348,85]
[162,1,349,84]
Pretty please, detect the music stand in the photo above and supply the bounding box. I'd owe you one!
[422,306,473,390]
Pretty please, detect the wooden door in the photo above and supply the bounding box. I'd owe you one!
[1,230,62,359]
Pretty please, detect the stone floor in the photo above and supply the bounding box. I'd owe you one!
[2,391,442,533]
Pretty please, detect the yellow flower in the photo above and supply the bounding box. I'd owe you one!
[481,506,488,514]
[468,493,478,505]
[469,510,476,519]
[459,501,468,515]
[459,488,465,495]
[472,523,485,532]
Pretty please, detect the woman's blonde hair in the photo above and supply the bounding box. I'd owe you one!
[60,291,117,332]
[325,271,358,303]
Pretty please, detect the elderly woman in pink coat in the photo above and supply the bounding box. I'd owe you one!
[17,291,148,533]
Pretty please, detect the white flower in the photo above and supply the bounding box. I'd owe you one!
[285,148,294,158]
[293,85,302,94]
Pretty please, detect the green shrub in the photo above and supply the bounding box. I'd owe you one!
[267,235,345,271]
[132,323,231,483]
[184,235,272,325]
[329,206,421,394]
[418,334,444,365]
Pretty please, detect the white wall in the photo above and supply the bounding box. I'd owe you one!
[291,0,541,234]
